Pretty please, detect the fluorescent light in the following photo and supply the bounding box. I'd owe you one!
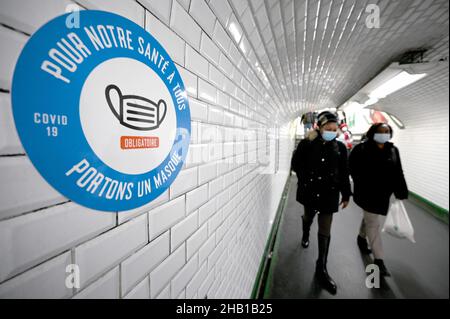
[363,97,379,107]
[369,71,427,99]
[339,62,430,113]
[228,22,242,43]
[239,40,247,55]
[342,101,365,112]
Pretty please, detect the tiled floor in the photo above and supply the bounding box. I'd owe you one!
[265,175,449,299]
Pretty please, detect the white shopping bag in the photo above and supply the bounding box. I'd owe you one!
[382,200,416,243]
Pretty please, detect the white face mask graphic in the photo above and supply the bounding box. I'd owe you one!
[80,57,177,175]
[106,84,167,131]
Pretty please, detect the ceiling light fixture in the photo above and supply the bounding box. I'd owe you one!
[340,62,433,110]
[368,71,427,101]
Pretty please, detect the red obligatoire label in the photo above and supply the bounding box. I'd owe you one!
[120,136,159,150]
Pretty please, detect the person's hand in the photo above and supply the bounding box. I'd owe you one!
[340,200,349,209]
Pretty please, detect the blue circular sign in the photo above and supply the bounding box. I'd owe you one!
[12,11,191,212]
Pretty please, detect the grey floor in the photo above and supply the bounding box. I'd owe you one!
[264,175,449,299]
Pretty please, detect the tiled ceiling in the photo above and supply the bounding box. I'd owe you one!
[228,0,449,121]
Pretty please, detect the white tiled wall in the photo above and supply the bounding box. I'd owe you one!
[381,60,450,211]
[0,0,294,299]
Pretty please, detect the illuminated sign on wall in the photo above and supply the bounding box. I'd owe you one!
[12,11,191,212]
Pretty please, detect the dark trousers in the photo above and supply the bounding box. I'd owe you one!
[303,207,333,236]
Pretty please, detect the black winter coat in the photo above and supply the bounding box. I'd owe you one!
[349,140,408,216]
[291,130,352,214]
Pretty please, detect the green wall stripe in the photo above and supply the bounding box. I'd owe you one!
[262,199,286,299]
[409,191,448,224]
[251,176,291,299]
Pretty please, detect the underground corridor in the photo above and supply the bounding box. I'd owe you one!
[0,0,448,302]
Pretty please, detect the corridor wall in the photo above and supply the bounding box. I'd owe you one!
[0,0,294,298]
[392,101,449,213]
[384,47,449,213]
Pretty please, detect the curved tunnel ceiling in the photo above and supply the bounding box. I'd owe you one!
[229,0,449,123]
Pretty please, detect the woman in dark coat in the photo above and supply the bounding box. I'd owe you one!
[291,111,351,295]
[349,123,408,276]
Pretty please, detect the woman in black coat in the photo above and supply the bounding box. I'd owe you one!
[349,123,408,276]
[292,111,352,295]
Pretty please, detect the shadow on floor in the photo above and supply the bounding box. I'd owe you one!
[264,175,449,299]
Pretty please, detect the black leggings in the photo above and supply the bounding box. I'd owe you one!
[303,207,333,237]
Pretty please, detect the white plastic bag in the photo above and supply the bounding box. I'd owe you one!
[382,200,416,243]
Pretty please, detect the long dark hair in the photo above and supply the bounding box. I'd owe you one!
[365,123,394,141]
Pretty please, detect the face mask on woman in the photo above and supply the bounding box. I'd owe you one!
[322,131,337,141]
[373,133,391,144]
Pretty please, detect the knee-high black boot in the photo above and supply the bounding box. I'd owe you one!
[301,216,311,248]
[315,234,337,295]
